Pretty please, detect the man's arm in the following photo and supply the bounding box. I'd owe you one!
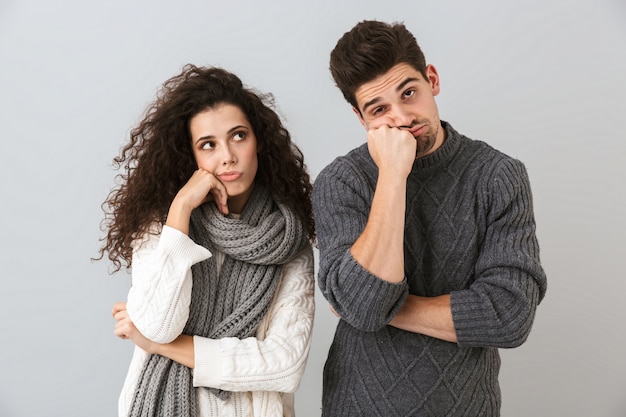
[333,126,459,340]
[389,295,457,343]
[448,159,546,348]
[350,125,417,283]
[349,169,407,283]
[313,126,416,331]
[390,159,545,347]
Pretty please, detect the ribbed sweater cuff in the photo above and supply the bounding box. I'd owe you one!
[192,336,223,388]
[338,253,408,329]
[159,225,212,265]
[450,290,495,346]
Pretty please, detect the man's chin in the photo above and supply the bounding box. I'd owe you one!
[415,138,436,157]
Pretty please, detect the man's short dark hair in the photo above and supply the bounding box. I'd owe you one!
[329,20,428,110]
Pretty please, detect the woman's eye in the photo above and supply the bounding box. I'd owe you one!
[233,132,246,141]
[201,141,215,150]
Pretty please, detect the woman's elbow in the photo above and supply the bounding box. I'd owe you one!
[280,368,306,393]
[135,316,188,344]
[270,342,312,393]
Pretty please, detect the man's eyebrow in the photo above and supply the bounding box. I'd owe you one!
[396,77,420,92]
[362,97,381,114]
[361,77,421,113]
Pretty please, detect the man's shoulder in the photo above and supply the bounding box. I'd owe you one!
[453,128,521,168]
[317,143,372,179]
[442,125,528,188]
[455,141,530,197]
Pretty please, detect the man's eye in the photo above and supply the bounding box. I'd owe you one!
[403,89,415,98]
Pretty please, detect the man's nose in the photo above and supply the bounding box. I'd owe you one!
[390,106,415,128]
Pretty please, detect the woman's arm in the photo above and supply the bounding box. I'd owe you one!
[124,225,211,343]
[112,305,196,367]
[123,169,228,343]
[192,246,315,393]
[117,246,315,393]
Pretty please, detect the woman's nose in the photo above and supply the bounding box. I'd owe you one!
[221,146,236,165]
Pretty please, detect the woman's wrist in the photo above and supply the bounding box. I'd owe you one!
[153,335,195,369]
[165,198,194,235]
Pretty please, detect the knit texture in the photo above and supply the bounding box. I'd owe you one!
[129,185,308,417]
[312,122,547,417]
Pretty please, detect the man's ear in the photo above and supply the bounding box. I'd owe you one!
[426,64,441,96]
[352,106,367,129]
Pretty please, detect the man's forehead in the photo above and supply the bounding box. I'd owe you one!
[356,64,424,111]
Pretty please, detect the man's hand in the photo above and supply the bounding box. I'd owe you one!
[367,125,416,178]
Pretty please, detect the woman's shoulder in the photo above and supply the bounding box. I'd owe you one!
[130,222,163,250]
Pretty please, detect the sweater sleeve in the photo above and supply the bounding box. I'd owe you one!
[192,245,315,393]
[451,158,547,348]
[126,225,212,344]
[312,159,408,332]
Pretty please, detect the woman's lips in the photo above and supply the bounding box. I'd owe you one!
[218,171,242,182]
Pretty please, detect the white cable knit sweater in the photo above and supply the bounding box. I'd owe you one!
[118,225,315,417]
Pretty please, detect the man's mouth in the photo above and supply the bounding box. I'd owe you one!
[409,125,427,137]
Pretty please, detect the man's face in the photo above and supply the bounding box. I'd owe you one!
[354,62,445,158]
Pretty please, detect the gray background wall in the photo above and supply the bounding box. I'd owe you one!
[1,0,625,416]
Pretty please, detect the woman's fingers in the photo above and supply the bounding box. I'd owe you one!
[209,180,229,215]
[177,169,230,213]
[112,302,131,339]
[111,301,127,317]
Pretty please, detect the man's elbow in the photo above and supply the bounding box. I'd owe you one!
[337,306,394,332]
[497,308,537,348]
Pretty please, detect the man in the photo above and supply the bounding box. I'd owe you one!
[312,20,547,416]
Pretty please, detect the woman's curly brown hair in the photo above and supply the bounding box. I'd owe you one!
[97,65,315,272]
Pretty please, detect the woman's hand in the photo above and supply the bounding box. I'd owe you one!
[112,302,196,367]
[166,169,229,234]
[112,301,155,354]
[176,169,229,214]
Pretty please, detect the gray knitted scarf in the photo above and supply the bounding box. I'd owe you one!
[128,185,308,417]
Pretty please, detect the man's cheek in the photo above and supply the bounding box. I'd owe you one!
[368,117,395,130]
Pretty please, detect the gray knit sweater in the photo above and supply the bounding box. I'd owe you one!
[312,122,547,417]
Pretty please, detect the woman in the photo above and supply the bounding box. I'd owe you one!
[97,65,315,417]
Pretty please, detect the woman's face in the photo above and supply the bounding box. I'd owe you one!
[189,103,258,214]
